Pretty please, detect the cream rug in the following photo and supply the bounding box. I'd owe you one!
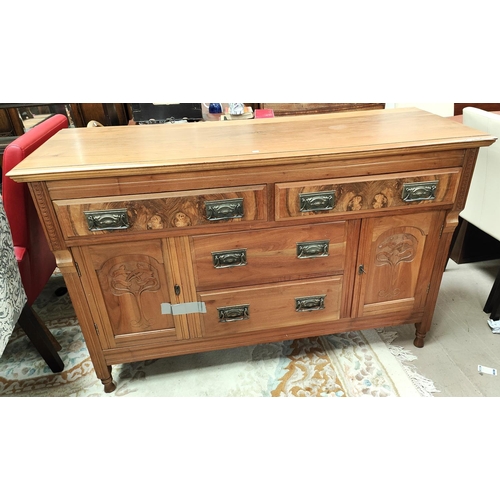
[0,274,438,397]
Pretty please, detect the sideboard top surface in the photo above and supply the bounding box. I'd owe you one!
[8,107,497,182]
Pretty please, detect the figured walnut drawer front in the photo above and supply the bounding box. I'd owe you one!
[53,185,267,239]
[191,222,347,290]
[275,168,461,221]
[198,276,343,338]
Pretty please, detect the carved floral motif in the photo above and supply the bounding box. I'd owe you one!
[347,195,363,211]
[375,233,417,267]
[374,232,418,300]
[172,212,192,227]
[147,215,164,230]
[108,260,160,328]
[372,193,388,209]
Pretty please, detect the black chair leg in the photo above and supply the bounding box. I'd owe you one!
[17,303,64,373]
[484,265,500,321]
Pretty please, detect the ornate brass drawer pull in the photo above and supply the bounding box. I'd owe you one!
[218,304,250,322]
[84,209,130,231]
[402,181,439,202]
[297,240,330,259]
[205,198,244,221]
[299,191,335,212]
[212,249,247,268]
[295,295,326,312]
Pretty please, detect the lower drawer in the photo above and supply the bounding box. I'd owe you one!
[198,276,343,338]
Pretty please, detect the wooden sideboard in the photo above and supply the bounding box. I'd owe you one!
[8,108,496,393]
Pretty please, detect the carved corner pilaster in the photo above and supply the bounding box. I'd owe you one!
[28,182,66,252]
[454,148,479,211]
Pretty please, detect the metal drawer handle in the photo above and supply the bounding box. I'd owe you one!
[402,181,439,202]
[295,295,326,312]
[205,198,244,221]
[218,304,250,322]
[212,249,247,268]
[84,209,130,231]
[299,191,335,212]
[297,240,330,259]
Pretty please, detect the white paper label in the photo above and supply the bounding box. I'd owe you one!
[478,365,497,376]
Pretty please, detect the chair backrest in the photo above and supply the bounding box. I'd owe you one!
[1,114,68,303]
[461,108,500,241]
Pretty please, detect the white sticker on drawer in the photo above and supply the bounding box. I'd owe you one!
[161,302,207,315]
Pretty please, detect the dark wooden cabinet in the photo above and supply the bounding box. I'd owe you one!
[258,103,385,116]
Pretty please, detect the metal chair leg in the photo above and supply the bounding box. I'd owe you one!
[484,265,500,321]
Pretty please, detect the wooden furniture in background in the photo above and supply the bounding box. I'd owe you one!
[8,108,495,392]
[258,103,385,116]
[0,104,132,176]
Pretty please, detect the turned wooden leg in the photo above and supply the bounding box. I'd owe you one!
[413,322,427,348]
[58,270,116,393]
[101,365,116,393]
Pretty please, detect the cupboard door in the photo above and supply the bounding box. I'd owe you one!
[353,211,445,317]
[75,239,187,349]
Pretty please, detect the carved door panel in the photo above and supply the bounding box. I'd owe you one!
[74,238,191,350]
[353,210,445,317]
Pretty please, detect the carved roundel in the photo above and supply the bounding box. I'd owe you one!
[375,233,417,267]
[108,261,160,295]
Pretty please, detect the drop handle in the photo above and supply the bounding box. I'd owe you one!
[358,265,366,275]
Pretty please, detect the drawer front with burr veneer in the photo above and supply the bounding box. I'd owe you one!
[276,169,461,221]
[52,185,267,240]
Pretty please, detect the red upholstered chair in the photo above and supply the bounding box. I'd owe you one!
[2,114,69,372]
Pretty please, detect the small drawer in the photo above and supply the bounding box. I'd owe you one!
[275,168,461,220]
[198,276,343,338]
[53,185,267,239]
[191,222,347,290]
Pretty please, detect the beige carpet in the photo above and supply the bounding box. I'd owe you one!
[0,274,438,397]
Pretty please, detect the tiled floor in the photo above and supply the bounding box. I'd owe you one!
[391,258,500,396]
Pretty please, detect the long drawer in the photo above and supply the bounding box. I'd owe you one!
[53,185,267,239]
[191,222,347,290]
[198,276,343,338]
[275,168,461,220]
